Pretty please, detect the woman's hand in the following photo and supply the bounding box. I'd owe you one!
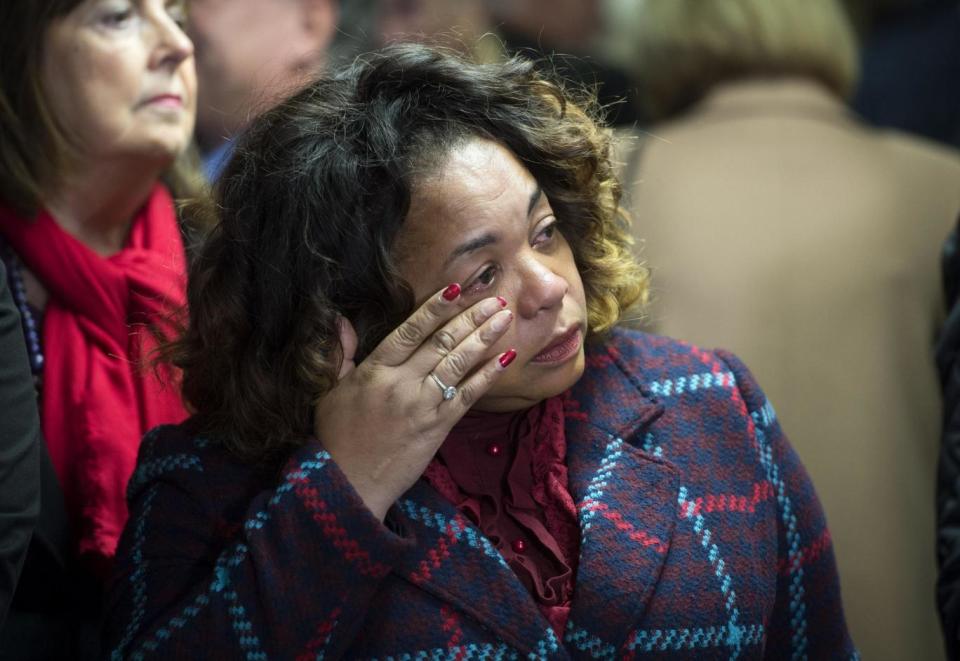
[314,285,516,521]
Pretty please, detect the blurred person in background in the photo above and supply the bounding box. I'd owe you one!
[489,0,643,127]
[376,0,502,62]
[845,0,960,150]
[187,0,339,180]
[375,0,643,126]
[603,0,960,659]
[327,0,379,64]
[0,0,203,656]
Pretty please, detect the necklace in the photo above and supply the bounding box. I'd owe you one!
[1,240,44,388]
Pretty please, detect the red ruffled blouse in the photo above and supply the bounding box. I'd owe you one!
[422,396,580,637]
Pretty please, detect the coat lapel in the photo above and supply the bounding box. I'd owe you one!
[390,480,564,657]
[388,338,679,658]
[562,341,680,655]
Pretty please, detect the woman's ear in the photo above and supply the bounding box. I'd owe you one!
[336,314,359,379]
[299,0,338,56]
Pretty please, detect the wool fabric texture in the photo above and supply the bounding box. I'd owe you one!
[0,184,189,568]
[104,328,857,659]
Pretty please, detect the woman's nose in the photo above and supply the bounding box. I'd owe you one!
[150,15,195,70]
[515,256,568,319]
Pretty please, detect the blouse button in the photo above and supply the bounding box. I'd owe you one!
[486,443,502,457]
[511,539,526,554]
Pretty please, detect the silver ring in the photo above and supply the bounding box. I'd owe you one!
[430,372,458,401]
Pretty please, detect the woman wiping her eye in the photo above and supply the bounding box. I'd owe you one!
[105,43,856,659]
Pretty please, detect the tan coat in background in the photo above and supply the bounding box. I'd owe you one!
[619,77,960,661]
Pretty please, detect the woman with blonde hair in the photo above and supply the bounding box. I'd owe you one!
[606,1,960,658]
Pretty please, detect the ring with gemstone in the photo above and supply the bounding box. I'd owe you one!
[429,372,457,401]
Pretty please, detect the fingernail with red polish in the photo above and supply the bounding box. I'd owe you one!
[496,296,508,308]
[498,349,517,370]
[441,283,461,301]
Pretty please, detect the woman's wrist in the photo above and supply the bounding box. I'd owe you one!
[323,444,405,523]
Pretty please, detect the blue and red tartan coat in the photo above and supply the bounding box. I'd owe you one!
[104,328,857,659]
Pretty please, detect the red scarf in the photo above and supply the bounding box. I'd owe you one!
[0,184,189,570]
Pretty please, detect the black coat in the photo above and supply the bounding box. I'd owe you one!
[937,216,960,660]
[0,260,99,660]
[0,259,40,629]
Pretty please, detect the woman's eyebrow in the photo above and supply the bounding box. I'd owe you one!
[442,233,498,269]
[441,186,543,269]
[528,185,543,217]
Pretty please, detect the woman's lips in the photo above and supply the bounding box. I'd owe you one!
[531,327,582,364]
[143,94,183,109]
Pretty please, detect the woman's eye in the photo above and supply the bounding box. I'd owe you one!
[465,265,498,294]
[100,8,135,28]
[478,267,496,284]
[533,223,558,247]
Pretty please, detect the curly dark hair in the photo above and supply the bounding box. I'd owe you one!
[167,43,648,462]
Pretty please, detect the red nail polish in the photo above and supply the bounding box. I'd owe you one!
[496,296,507,308]
[441,283,461,301]
[498,349,517,369]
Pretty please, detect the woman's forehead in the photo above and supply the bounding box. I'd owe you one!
[395,139,542,266]
[409,140,538,224]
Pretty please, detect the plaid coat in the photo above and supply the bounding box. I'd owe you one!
[105,328,856,659]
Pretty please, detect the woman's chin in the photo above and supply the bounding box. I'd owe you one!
[472,348,586,413]
[121,126,194,165]
[111,143,184,173]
